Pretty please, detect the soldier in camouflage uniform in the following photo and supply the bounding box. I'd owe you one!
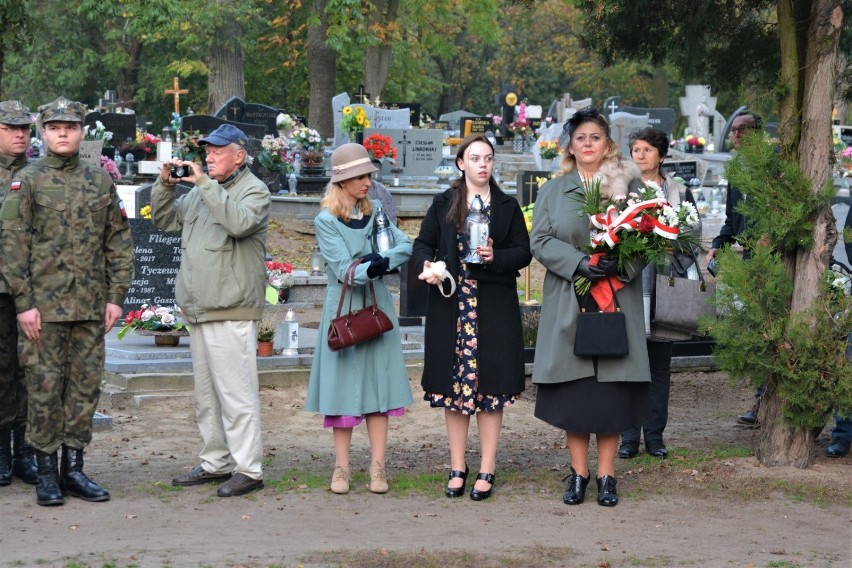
[0,100,38,487]
[0,97,134,506]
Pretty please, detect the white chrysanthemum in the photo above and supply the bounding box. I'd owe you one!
[140,309,154,322]
[160,313,176,326]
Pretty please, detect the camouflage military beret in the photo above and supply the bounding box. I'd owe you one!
[0,100,32,126]
[37,97,87,125]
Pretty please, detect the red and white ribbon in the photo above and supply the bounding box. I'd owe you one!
[590,199,679,248]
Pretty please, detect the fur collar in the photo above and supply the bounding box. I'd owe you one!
[595,156,641,199]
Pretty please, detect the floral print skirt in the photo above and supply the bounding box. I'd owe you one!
[425,254,519,415]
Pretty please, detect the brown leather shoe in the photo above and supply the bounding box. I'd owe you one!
[172,464,231,486]
[217,473,264,497]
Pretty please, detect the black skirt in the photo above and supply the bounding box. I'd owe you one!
[535,375,650,434]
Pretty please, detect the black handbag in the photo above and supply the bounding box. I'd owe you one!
[327,259,394,352]
[653,246,716,334]
[574,279,629,358]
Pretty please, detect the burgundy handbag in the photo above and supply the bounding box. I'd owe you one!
[327,259,394,351]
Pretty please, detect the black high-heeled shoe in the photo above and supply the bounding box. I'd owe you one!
[445,465,469,498]
[469,472,495,501]
[562,467,590,505]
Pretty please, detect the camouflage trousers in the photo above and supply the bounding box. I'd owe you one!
[0,293,26,430]
[19,320,104,454]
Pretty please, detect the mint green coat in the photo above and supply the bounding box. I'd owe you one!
[306,202,414,417]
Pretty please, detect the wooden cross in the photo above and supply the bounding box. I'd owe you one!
[165,77,188,115]
[354,85,370,104]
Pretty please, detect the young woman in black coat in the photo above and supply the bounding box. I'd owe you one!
[413,135,532,501]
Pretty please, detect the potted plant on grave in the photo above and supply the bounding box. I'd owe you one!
[84,121,114,159]
[265,260,294,304]
[178,130,206,164]
[257,320,275,357]
[520,305,541,363]
[257,135,294,192]
[291,126,325,176]
[120,131,160,162]
[276,113,295,138]
[507,100,535,153]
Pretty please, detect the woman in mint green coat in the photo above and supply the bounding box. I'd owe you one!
[306,143,413,496]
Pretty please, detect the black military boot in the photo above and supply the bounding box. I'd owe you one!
[0,428,11,486]
[60,445,110,502]
[11,427,38,485]
[35,450,64,506]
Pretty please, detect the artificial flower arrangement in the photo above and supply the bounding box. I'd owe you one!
[276,113,295,132]
[486,113,502,133]
[257,135,294,173]
[117,302,188,340]
[84,121,114,142]
[362,134,397,163]
[508,100,534,139]
[340,106,370,138]
[179,130,206,163]
[100,155,122,181]
[123,131,161,158]
[265,260,294,304]
[685,134,706,148]
[537,140,561,160]
[26,137,42,159]
[139,204,152,219]
[572,179,700,301]
[837,145,852,177]
[292,126,323,151]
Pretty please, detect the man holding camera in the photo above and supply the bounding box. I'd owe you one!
[152,124,270,497]
[0,97,134,506]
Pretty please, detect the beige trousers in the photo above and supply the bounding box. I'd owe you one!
[189,320,263,479]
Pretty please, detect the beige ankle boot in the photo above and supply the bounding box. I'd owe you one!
[368,462,388,494]
[330,466,349,494]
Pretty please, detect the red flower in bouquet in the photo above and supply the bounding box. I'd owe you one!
[362,134,397,162]
[574,179,700,309]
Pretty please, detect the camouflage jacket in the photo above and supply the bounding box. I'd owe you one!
[0,152,27,295]
[0,152,134,321]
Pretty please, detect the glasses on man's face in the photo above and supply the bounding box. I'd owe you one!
[730,126,754,135]
[0,125,31,133]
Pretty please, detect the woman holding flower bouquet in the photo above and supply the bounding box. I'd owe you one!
[530,108,651,507]
[413,135,531,501]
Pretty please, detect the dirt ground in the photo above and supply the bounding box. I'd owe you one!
[1,221,849,568]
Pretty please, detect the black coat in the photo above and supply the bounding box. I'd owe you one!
[412,187,532,396]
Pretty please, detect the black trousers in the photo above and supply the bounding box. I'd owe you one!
[620,339,671,445]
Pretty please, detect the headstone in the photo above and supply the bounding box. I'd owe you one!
[516,170,550,207]
[602,96,622,116]
[84,111,136,146]
[331,92,351,147]
[526,105,543,119]
[398,261,427,326]
[431,121,449,130]
[123,183,191,313]
[460,116,492,137]
[78,140,104,167]
[494,84,518,135]
[438,110,477,133]
[617,106,676,137]
[180,115,267,143]
[371,107,410,130]
[366,128,444,177]
[660,160,698,181]
[679,85,717,140]
[608,111,650,157]
[558,93,594,122]
[353,85,370,104]
[834,124,852,146]
[385,102,421,127]
[215,96,280,136]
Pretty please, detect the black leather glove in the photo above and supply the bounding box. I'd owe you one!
[359,252,382,265]
[366,256,390,278]
[594,255,619,276]
[575,257,606,281]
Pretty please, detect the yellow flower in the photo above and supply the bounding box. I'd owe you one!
[139,205,152,220]
[364,119,371,128]
[342,106,352,116]
[355,114,364,126]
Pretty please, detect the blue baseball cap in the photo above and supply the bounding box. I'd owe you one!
[199,124,248,147]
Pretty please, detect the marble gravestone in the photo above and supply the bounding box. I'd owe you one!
[385,102,422,127]
[516,170,551,207]
[180,115,267,152]
[618,106,676,137]
[608,112,650,157]
[123,183,191,313]
[365,128,445,178]
[439,110,477,134]
[331,93,411,148]
[460,116,492,137]
[84,111,136,147]
[679,85,717,141]
[215,96,280,136]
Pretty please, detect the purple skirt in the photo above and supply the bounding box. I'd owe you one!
[323,408,406,428]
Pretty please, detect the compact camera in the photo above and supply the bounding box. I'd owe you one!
[170,164,191,178]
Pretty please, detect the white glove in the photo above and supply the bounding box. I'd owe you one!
[418,260,456,298]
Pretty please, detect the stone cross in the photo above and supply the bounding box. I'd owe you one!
[102,90,120,112]
[165,77,189,115]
